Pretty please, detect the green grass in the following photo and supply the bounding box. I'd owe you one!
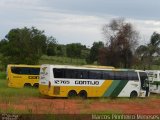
[0,72,6,79]
[151,65,160,69]
[0,79,39,102]
[0,76,40,114]
[39,55,86,65]
[0,106,32,114]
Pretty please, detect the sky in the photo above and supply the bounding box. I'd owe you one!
[0,0,160,47]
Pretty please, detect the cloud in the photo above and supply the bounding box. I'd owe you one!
[0,0,160,46]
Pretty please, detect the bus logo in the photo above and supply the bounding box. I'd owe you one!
[42,67,47,73]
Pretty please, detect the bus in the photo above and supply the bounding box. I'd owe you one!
[147,70,160,94]
[39,64,149,98]
[7,64,40,88]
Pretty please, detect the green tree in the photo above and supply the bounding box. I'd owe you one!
[136,32,160,69]
[46,36,57,56]
[66,43,86,61]
[86,41,104,64]
[56,45,66,56]
[1,27,47,65]
[0,39,8,52]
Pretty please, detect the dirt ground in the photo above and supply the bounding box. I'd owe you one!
[0,95,160,114]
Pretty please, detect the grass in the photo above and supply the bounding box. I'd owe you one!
[151,65,160,69]
[0,76,40,114]
[39,55,86,65]
[0,72,6,79]
[0,79,39,105]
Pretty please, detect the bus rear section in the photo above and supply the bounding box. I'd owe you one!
[39,65,53,96]
[7,64,40,88]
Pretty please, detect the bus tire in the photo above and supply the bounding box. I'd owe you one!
[68,90,77,98]
[33,83,39,88]
[130,91,138,98]
[24,83,31,88]
[78,90,87,99]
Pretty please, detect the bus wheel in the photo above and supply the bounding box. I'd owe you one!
[68,90,77,98]
[24,83,31,88]
[33,83,39,88]
[130,91,138,98]
[78,90,87,99]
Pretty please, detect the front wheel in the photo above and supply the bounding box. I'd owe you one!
[130,91,138,98]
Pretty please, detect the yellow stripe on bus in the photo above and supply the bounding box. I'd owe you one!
[39,80,113,97]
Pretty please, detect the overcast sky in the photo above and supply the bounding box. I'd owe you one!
[0,0,160,47]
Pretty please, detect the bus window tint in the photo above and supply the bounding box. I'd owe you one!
[128,71,138,80]
[139,72,148,80]
[65,69,73,78]
[81,70,89,79]
[154,74,157,78]
[89,70,102,79]
[102,71,114,80]
[114,71,128,80]
[30,68,40,75]
[20,68,29,74]
[53,68,65,78]
[11,67,40,75]
[11,67,21,74]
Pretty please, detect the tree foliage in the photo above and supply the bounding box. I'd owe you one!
[135,32,160,69]
[46,36,57,56]
[101,18,139,68]
[86,41,104,64]
[66,43,86,59]
[0,27,47,65]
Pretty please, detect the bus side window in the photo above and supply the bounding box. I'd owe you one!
[128,71,138,80]
[53,68,65,78]
[11,67,20,74]
[30,68,40,75]
[154,74,157,78]
[89,70,102,79]
[114,71,128,80]
[65,69,72,78]
[102,71,114,80]
[81,70,89,79]
[20,68,30,74]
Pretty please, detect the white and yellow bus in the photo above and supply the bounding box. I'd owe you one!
[39,64,149,98]
[7,64,40,88]
[147,70,160,94]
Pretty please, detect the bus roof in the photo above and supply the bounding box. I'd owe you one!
[83,65,114,69]
[41,64,138,72]
[7,64,40,67]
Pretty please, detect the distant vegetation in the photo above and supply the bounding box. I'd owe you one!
[39,55,86,65]
[0,18,159,71]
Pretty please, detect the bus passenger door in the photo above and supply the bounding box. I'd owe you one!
[139,72,149,97]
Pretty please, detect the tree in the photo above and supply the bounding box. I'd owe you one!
[1,27,47,65]
[0,39,8,52]
[66,43,85,59]
[102,18,139,68]
[136,32,160,69]
[56,45,66,56]
[98,47,107,65]
[46,36,57,56]
[86,41,104,64]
